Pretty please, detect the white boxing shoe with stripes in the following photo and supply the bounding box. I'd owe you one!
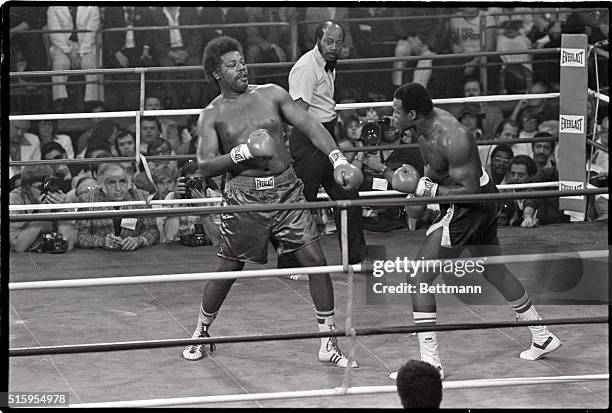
[520,333,562,360]
[318,336,359,368]
[182,325,216,361]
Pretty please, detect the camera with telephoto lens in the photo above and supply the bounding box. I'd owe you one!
[179,224,212,247]
[37,232,68,254]
[40,176,63,195]
[182,176,204,199]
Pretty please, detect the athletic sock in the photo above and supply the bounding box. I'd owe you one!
[509,293,550,343]
[315,308,336,350]
[414,311,441,367]
[194,304,218,335]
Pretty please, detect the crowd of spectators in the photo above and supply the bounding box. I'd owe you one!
[8,6,609,254]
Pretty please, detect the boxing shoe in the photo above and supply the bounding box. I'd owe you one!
[182,325,216,361]
[389,364,444,380]
[519,333,562,360]
[319,337,359,368]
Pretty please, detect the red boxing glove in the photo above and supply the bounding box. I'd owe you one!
[391,164,420,193]
[230,129,275,163]
[404,193,427,219]
[333,163,364,191]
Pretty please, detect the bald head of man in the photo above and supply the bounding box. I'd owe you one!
[315,21,345,63]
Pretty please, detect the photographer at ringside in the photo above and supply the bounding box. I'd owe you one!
[9,165,77,253]
[162,161,221,246]
[359,115,435,232]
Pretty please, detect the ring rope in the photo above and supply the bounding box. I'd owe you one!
[66,374,609,408]
[9,188,608,222]
[7,93,560,121]
[9,317,608,357]
[8,250,608,290]
[7,182,560,212]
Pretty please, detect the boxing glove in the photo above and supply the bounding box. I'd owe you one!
[333,163,364,190]
[415,176,438,198]
[230,129,275,163]
[391,164,420,193]
[404,193,427,219]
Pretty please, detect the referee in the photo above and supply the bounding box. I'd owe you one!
[279,20,365,270]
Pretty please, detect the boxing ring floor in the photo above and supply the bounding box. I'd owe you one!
[8,221,609,408]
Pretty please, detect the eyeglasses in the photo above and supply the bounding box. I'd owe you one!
[77,185,101,197]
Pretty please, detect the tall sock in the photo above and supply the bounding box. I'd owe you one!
[509,293,550,343]
[315,308,336,350]
[194,304,218,335]
[414,311,441,367]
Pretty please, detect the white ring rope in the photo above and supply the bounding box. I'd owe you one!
[9,182,558,212]
[9,250,608,290]
[588,89,609,103]
[8,93,560,121]
[68,374,608,408]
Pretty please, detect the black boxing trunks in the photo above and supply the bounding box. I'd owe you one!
[217,166,320,264]
[426,170,501,247]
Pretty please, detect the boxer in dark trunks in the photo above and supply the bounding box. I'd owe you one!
[388,83,561,379]
[182,36,362,368]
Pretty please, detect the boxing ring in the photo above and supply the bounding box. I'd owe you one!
[7,31,609,407]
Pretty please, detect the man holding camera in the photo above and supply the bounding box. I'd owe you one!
[76,162,159,250]
[162,161,221,246]
[9,165,77,253]
[282,20,365,269]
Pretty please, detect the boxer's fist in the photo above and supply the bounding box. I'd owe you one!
[230,129,275,163]
[334,163,364,191]
[415,176,438,198]
[246,129,275,159]
[392,164,420,193]
[404,194,427,219]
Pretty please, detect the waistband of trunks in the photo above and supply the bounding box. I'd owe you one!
[225,166,297,190]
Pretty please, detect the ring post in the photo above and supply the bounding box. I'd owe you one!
[558,34,588,219]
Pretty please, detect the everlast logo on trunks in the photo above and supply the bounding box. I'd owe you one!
[255,176,274,190]
[559,115,585,134]
[560,48,585,67]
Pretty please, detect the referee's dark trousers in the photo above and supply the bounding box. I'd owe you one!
[278,118,365,266]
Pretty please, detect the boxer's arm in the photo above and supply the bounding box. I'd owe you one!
[196,107,244,177]
[435,131,481,196]
[273,85,338,156]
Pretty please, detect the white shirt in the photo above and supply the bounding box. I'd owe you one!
[288,45,336,123]
[124,7,135,49]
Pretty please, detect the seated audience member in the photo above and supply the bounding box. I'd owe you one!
[113,130,140,176]
[149,164,179,243]
[77,162,159,250]
[531,165,571,225]
[505,155,539,228]
[143,95,181,151]
[9,165,77,252]
[76,101,108,155]
[9,120,41,180]
[496,20,533,94]
[511,107,541,157]
[133,137,178,192]
[47,6,102,113]
[103,6,155,109]
[396,359,443,408]
[487,144,513,185]
[457,103,485,141]
[449,78,504,140]
[78,120,120,158]
[35,119,75,159]
[41,142,72,193]
[243,7,287,85]
[362,123,432,232]
[532,133,556,170]
[391,8,443,90]
[479,119,519,170]
[152,6,202,108]
[162,161,221,246]
[511,81,559,125]
[139,117,163,154]
[70,175,101,203]
[176,115,199,159]
[590,116,608,173]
